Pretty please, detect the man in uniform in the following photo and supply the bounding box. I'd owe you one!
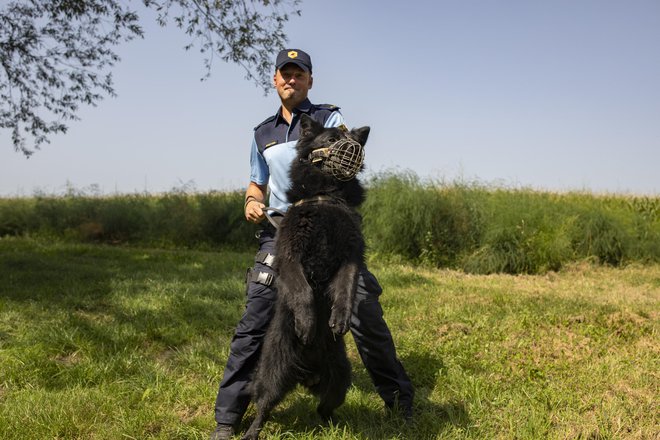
[210,48,413,440]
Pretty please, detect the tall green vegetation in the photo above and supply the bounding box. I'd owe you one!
[362,172,658,273]
[0,189,255,250]
[1,172,657,273]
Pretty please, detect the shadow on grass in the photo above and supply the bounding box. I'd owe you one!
[244,350,469,438]
[238,393,469,439]
[0,240,249,384]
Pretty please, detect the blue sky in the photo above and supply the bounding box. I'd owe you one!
[1,0,659,196]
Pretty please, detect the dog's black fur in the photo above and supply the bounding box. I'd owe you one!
[242,114,370,440]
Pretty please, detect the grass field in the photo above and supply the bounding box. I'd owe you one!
[1,237,658,439]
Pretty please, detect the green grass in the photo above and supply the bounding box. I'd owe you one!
[1,237,658,439]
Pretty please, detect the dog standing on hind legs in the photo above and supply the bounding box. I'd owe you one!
[241,114,370,440]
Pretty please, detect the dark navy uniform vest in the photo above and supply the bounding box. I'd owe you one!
[254,99,340,155]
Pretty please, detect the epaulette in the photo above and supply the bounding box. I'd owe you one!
[315,103,341,111]
[254,114,277,131]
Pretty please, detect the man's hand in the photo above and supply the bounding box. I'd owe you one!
[245,198,266,223]
[244,182,268,224]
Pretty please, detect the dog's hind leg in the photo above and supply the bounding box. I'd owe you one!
[316,351,352,421]
[243,367,297,440]
[328,261,359,336]
[242,406,270,440]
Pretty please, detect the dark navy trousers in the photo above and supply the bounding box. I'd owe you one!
[213,228,413,426]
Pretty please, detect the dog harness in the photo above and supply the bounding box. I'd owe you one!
[259,196,345,232]
[292,195,344,207]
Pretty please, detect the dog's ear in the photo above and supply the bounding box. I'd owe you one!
[350,126,370,146]
[299,113,324,140]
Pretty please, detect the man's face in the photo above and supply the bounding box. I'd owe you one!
[273,64,313,104]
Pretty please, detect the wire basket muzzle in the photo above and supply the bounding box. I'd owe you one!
[323,139,365,181]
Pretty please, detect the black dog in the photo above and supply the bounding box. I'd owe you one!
[242,114,370,440]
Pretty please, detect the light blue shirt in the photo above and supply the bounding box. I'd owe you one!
[250,109,345,212]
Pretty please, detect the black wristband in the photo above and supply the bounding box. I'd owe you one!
[244,196,258,209]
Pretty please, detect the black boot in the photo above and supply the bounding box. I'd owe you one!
[210,423,235,440]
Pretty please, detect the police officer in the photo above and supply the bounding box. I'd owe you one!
[210,48,414,440]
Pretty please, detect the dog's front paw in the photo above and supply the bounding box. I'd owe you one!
[329,307,351,336]
[294,316,315,345]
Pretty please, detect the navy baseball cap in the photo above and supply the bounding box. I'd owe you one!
[275,49,312,73]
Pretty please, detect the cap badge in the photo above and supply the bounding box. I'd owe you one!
[288,50,298,59]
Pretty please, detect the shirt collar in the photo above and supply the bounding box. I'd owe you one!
[295,98,313,113]
[275,98,313,125]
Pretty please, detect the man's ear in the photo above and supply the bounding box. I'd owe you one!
[299,113,323,140]
[350,126,370,146]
